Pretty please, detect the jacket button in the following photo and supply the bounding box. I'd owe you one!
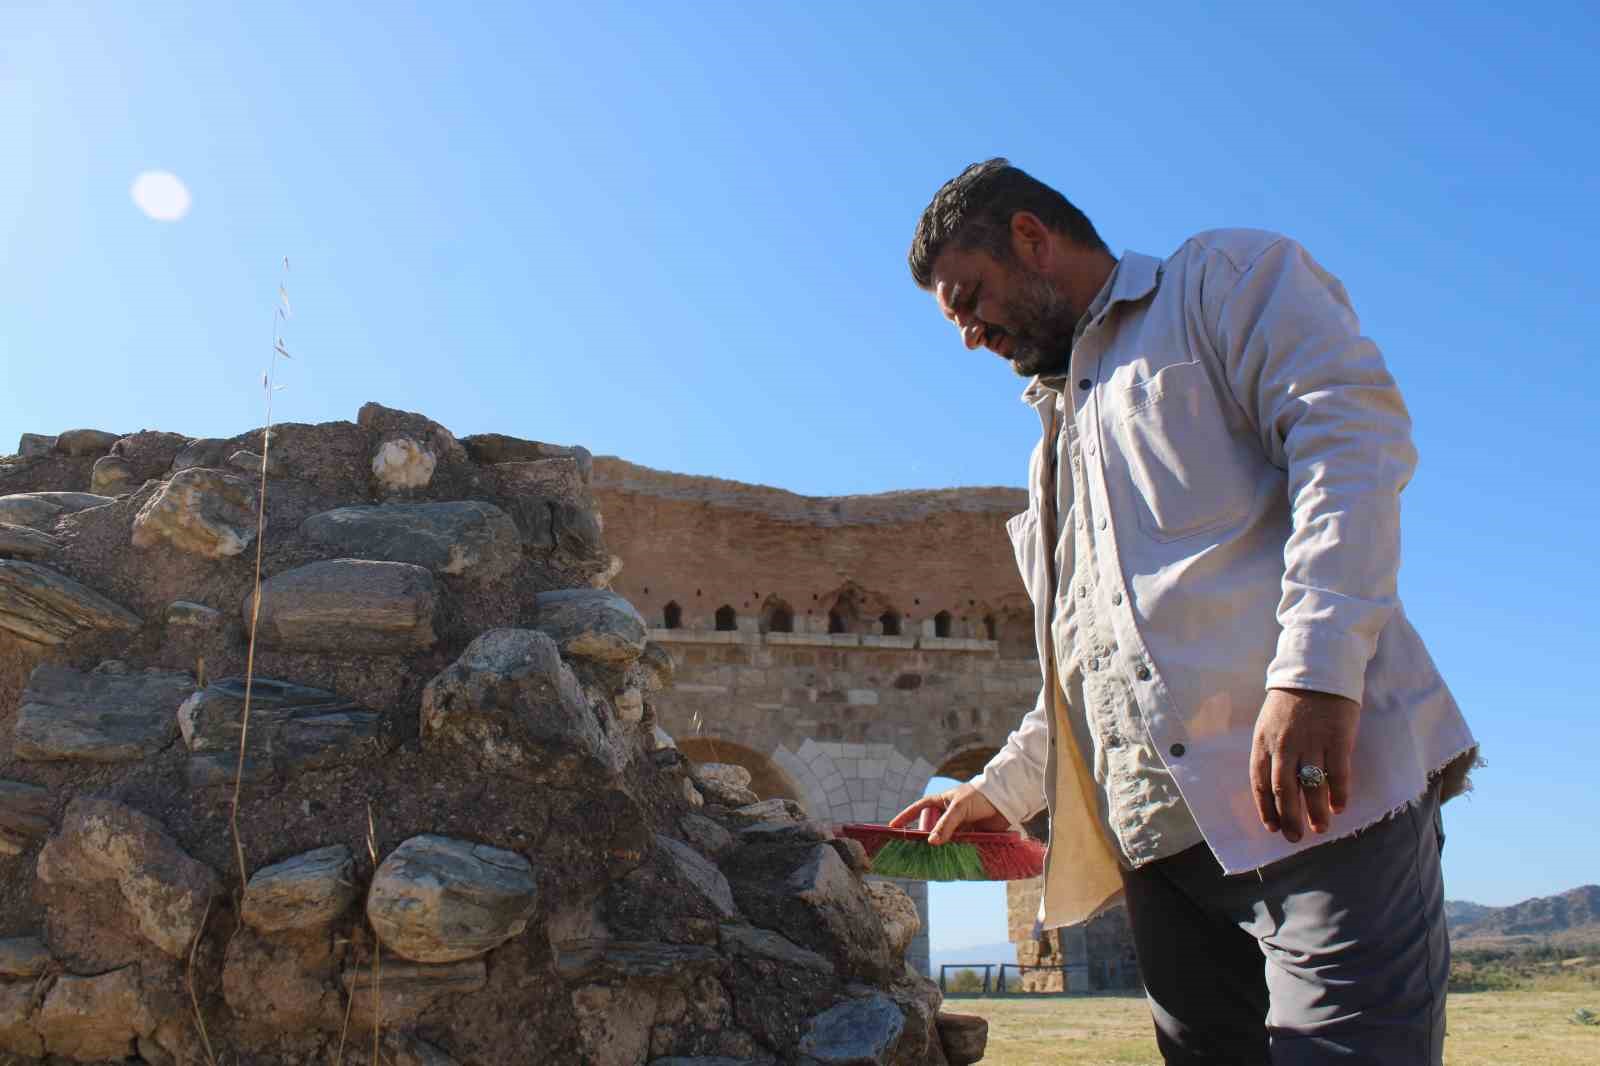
[1078,378,1092,390]
[1135,665,1151,681]
[1111,591,1123,606]
[1170,743,1186,758]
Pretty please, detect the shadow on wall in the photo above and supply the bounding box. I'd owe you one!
[677,736,802,802]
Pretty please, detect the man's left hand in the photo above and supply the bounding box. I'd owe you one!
[1249,688,1360,842]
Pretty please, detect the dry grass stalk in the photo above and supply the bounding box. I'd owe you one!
[229,258,292,895]
[186,896,219,1066]
[366,800,382,1063]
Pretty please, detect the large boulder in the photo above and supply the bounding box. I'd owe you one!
[0,523,59,560]
[52,429,120,457]
[178,677,386,786]
[90,454,138,495]
[863,881,921,961]
[35,798,221,958]
[300,501,520,579]
[0,561,141,644]
[36,965,155,1061]
[15,663,195,763]
[366,835,539,963]
[131,467,259,558]
[796,995,906,1066]
[655,835,737,919]
[460,434,593,483]
[16,433,55,458]
[421,628,617,783]
[246,559,436,653]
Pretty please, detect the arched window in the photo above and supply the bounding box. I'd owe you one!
[983,614,997,641]
[828,610,847,634]
[663,601,682,630]
[768,604,793,633]
[879,610,901,637]
[934,610,953,638]
[715,605,737,631]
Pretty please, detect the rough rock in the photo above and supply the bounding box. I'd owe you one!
[719,924,834,975]
[555,940,724,983]
[655,835,737,919]
[572,982,658,1066]
[461,434,593,482]
[301,501,520,579]
[16,433,55,458]
[166,600,222,627]
[0,561,141,644]
[737,820,831,846]
[170,437,231,473]
[109,430,193,481]
[935,1011,988,1066]
[52,428,120,457]
[728,843,897,985]
[0,780,51,855]
[0,491,115,528]
[15,663,194,763]
[372,436,437,491]
[227,449,279,476]
[247,559,436,653]
[679,814,733,859]
[0,523,59,560]
[682,777,704,807]
[827,837,872,877]
[0,937,51,978]
[242,845,358,932]
[349,1032,460,1066]
[178,677,385,786]
[730,798,804,825]
[35,798,221,957]
[694,763,752,792]
[421,628,616,783]
[614,686,645,722]
[0,981,42,1056]
[37,965,154,1061]
[90,454,137,495]
[634,641,675,691]
[342,958,485,1028]
[367,835,539,963]
[533,588,647,664]
[796,994,905,1066]
[223,926,341,1031]
[131,467,259,558]
[863,882,921,960]
[649,1059,775,1066]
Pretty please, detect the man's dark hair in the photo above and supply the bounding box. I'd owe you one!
[908,158,1107,288]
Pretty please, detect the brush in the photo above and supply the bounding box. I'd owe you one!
[837,808,1046,882]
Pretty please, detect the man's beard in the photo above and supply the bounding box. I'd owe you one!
[999,267,1083,378]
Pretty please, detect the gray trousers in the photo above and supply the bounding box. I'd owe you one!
[1121,781,1449,1065]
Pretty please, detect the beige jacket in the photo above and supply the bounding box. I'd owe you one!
[971,230,1478,929]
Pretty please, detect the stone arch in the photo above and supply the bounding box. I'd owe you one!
[982,614,996,641]
[878,609,902,637]
[934,610,953,638]
[662,601,682,629]
[677,737,800,802]
[824,583,865,634]
[760,596,794,634]
[935,740,1002,783]
[714,605,737,631]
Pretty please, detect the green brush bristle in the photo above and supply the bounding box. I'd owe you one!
[869,838,990,881]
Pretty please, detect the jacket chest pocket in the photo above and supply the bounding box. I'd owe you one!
[1111,360,1257,542]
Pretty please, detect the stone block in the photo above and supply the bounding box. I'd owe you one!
[422,628,618,784]
[655,835,737,919]
[0,522,59,561]
[16,433,55,457]
[863,881,921,960]
[0,936,50,978]
[461,434,593,482]
[90,454,137,495]
[242,844,358,932]
[247,559,436,654]
[179,677,384,786]
[300,501,520,579]
[0,781,51,856]
[131,467,259,558]
[679,815,733,859]
[367,835,539,963]
[718,923,834,975]
[0,492,115,529]
[796,994,904,1066]
[554,940,724,983]
[372,436,437,491]
[572,982,657,1066]
[935,1011,989,1066]
[533,588,647,664]
[342,958,485,1028]
[16,663,194,763]
[52,429,120,457]
[36,797,220,957]
[37,965,153,1060]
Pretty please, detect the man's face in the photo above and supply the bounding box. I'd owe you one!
[931,246,1084,378]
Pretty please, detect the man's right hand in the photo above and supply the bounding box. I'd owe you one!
[888,783,1013,845]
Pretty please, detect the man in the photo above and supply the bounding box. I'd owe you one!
[892,159,1477,1064]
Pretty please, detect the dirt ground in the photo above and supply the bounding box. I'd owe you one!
[948,976,1600,1065]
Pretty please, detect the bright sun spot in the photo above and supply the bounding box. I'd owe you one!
[130,170,191,222]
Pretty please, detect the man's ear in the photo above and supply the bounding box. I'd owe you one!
[1010,211,1051,270]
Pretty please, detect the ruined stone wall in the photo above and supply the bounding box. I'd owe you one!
[0,411,981,1065]
[592,459,1044,977]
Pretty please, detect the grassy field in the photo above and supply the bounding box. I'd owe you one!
[948,976,1600,1065]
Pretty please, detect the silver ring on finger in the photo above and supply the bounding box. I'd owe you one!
[1297,764,1327,791]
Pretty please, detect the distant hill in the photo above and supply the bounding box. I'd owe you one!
[1449,885,1600,950]
[929,942,1016,975]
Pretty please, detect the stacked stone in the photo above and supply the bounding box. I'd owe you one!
[0,405,983,1065]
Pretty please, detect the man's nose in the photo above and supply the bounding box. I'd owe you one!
[951,310,985,350]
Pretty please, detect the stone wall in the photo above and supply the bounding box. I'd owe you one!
[0,410,984,1065]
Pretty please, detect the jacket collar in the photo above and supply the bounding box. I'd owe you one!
[1020,251,1163,409]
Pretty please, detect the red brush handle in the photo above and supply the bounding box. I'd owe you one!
[918,807,939,833]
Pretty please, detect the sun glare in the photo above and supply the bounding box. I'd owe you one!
[130,170,192,222]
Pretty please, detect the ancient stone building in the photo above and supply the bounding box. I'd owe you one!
[593,457,1138,983]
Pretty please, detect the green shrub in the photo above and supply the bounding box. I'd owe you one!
[946,969,984,993]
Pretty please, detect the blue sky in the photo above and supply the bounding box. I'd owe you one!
[4,3,1597,951]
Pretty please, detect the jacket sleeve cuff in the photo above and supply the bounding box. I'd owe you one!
[1266,624,1374,705]
[969,754,1044,830]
